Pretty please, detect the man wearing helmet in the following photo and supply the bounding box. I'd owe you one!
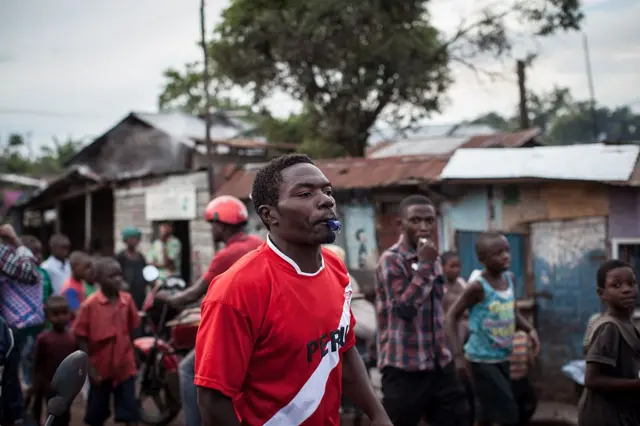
[156,195,262,426]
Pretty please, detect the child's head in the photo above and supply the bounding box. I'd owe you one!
[475,232,510,273]
[22,235,43,263]
[442,251,461,282]
[597,259,637,312]
[46,295,70,331]
[70,251,93,281]
[94,257,124,296]
[121,227,142,251]
[49,233,70,261]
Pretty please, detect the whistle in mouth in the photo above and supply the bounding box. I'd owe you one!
[327,219,342,233]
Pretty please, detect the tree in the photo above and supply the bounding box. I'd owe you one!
[0,134,84,177]
[469,87,640,145]
[204,0,582,156]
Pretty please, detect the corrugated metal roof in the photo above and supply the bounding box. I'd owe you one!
[215,155,449,198]
[133,111,255,142]
[0,173,45,188]
[441,144,640,182]
[369,137,468,158]
[461,128,541,148]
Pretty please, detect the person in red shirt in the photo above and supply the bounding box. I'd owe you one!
[60,251,96,314]
[195,154,391,426]
[156,195,263,426]
[72,257,140,426]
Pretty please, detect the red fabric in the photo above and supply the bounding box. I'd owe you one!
[71,291,139,384]
[201,233,262,285]
[33,330,78,386]
[195,242,356,426]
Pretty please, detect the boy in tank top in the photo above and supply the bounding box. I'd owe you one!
[445,231,540,426]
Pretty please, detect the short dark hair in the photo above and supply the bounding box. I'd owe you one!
[21,235,41,251]
[49,233,69,248]
[475,231,504,258]
[597,259,634,288]
[251,154,314,213]
[45,295,68,311]
[441,250,459,265]
[398,194,433,216]
[93,256,119,282]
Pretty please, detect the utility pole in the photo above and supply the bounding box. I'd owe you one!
[582,33,599,141]
[516,60,530,130]
[200,0,215,198]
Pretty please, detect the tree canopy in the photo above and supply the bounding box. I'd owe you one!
[0,134,84,177]
[470,86,640,145]
[159,0,583,157]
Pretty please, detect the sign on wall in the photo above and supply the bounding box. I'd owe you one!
[342,203,378,270]
[145,185,197,221]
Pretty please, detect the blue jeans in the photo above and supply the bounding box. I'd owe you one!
[180,350,201,426]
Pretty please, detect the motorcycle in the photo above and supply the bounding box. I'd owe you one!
[134,265,201,426]
[561,359,585,402]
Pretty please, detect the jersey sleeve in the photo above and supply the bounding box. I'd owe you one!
[345,308,357,351]
[194,300,255,398]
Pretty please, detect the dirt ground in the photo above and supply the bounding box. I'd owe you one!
[67,397,183,426]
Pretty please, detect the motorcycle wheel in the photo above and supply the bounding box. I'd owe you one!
[136,347,182,426]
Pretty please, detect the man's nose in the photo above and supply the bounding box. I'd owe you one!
[317,193,335,209]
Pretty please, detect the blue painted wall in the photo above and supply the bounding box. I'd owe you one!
[441,187,503,250]
[456,230,526,297]
[532,217,606,373]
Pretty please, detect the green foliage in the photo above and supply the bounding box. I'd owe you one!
[0,134,84,177]
[159,0,583,157]
[470,86,640,145]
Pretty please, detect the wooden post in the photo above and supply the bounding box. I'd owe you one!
[84,192,92,251]
[54,202,62,234]
[517,60,530,130]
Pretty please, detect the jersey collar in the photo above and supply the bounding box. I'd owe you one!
[266,235,325,277]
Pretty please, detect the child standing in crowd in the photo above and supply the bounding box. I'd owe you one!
[446,232,540,426]
[115,227,148,311]
[441,251,474,425]
[60,251,97,315]
[579,259,640,426]
[510,330,538,425]
[72,257,139,426]
[30,296,77,426]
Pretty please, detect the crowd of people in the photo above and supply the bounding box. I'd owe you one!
[0,152,639,426]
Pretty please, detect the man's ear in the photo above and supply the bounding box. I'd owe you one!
[258,205,279,229]
[596,286,604,297]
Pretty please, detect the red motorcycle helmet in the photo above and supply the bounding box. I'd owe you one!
[204,195,249,225]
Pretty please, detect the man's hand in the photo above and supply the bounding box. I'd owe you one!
[454,355,470,382]
[0,224,20,246]
[370,413,394,425]
[155,290,175,307]
[417,237,439,263]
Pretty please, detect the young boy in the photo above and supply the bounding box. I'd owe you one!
[72,257,139,426]
[445,231,540,426]
[60,251,97,315]
[510,330,538,425]
[30,295,77,426]
[579,259,640,426]
[115,227,148,311]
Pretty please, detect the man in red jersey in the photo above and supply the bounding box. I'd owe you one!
[195,154,391,426]
[156,195,262,426]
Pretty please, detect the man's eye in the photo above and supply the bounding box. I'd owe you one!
[325,190,333,196]
[299,192,312,197]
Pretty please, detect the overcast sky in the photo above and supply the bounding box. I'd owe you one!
[1,0,638,149]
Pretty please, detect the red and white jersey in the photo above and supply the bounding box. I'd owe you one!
[195,238,356,425]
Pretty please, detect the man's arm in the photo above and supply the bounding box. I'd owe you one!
[0,243,39,285]
[167,276,207,308]
[342,347,391,424]
[376,253,438,321]
[197,388,241,426]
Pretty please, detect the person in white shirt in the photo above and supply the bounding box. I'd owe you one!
[40,234,71,295]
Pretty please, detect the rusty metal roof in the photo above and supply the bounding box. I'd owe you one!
[461,128,541,148]
[215,155,449,198]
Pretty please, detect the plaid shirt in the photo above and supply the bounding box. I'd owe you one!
[375,236,452,371]
[0,244,38,286]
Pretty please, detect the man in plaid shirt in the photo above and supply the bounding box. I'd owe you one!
[375,195,468,426]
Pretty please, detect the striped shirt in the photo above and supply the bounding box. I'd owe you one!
[509,331,529,380]
[375,235,451,371]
